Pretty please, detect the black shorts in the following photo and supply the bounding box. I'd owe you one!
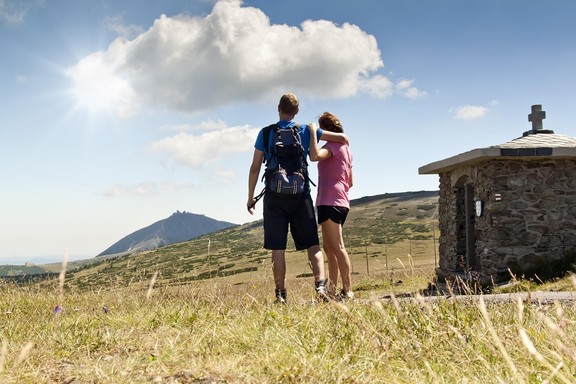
[263,192,319,251]
[317,205,349,226]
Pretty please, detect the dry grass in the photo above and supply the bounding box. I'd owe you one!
[1,267,576,383]
[4,192,576,382]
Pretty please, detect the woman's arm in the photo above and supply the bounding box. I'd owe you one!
[320,130,349,145]
[349,167,354,188]
[308,123,332,161]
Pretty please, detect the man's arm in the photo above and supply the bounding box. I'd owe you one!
[247,149,264,214]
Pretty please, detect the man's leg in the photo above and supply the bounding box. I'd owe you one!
[263,193,289,302]
[307,245,329,301]
[271,249,287,303]
[271,249,286,290]
[306,244,325,282]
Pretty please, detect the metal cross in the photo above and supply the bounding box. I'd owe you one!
[528,104,546,132]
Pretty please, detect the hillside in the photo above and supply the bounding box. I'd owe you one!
[56,191,440,290]
[97,211,236,256]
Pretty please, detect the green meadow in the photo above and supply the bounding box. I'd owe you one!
[2,191,576,383]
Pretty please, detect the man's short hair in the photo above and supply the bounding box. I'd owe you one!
[278,93,299,115]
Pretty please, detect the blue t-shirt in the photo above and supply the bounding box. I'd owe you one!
[254,120,323,163]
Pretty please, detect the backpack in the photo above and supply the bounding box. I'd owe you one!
[262,123,313,195]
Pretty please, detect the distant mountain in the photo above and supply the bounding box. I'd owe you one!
[97,211,237,256]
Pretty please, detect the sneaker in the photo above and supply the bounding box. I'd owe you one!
[315,279,330,302]
[339,290,355,301]
[274,289,286,304]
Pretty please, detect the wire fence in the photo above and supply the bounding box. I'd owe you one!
[347,238,439,276]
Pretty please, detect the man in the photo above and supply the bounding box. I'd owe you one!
[247,93,347,303]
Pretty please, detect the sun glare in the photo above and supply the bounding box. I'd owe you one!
[67,52,138,118]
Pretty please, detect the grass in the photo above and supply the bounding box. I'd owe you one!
[3,191,576,382]
[1,266,576,383]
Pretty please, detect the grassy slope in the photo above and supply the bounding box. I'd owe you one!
[54,191,440,293]
[0,265,47,276]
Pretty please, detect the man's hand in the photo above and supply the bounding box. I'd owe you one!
[247,198,256,215]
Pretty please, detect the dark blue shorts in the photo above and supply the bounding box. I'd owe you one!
[317,205,349,226]
[263,192,319,251]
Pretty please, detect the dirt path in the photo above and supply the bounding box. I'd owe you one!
[384,291,576,304]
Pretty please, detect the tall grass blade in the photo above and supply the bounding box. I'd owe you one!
[478,297,523,383]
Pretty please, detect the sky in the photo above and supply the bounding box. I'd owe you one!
[2,0,576,264]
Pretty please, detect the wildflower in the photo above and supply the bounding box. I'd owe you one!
[54,305,62,314]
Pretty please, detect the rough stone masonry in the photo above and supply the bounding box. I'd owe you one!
[420,105,576,286]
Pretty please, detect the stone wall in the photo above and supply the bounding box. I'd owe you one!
[437,159,576,284]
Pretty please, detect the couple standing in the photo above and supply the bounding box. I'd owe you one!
[247,93,353,303]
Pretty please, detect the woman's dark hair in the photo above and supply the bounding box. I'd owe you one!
[318,112,344,133]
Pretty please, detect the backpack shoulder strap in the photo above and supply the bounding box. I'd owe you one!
[262,123,278,164]
[291,124,301,143]
[292,124,316,187]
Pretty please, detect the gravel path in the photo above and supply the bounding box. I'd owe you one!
[384,291,576,304]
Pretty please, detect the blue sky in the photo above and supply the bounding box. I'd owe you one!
[2,0,576,264]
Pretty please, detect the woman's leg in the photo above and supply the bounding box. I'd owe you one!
[322,240,339,296]
[321,219,352,293]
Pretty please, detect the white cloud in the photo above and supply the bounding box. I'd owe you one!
[195,119,229,131]
[454,105,488,120]
[160,119,228,132]
[0,0,43,25]
[359,75,394,98]
[212,170,235,184]
[150,124,258,168]
[102,182,159,197]
[159,123,195,132]
[67,0,389,116]
[15,74,29,83]
[101,181,199,197]
[395,79,427,99]
[104,15,144,39]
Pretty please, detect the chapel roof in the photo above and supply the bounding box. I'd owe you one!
[419,105,576,175]
[496,132,576,148]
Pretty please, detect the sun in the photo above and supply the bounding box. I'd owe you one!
[67,51,138,118]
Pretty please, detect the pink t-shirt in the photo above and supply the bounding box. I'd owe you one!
[316,142,353,208]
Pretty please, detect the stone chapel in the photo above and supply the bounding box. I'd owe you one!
[419,105,576,286]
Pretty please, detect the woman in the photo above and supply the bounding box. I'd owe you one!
[308,112,354,300]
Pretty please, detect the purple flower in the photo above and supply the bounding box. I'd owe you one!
[55,305,62,314]
[102,306,108,314]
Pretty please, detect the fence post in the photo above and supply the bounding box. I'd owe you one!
[385,239,388,271]
[365,244,369,276]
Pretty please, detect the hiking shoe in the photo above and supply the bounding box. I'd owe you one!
[339,290,355,301]
[274,289,287,304]
[315,279,330,302]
